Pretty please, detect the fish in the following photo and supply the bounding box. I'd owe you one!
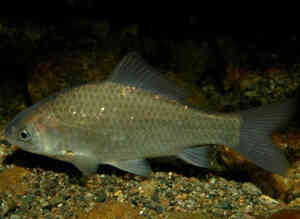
[4,52,296,177]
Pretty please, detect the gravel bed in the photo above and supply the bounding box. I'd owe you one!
[0,159,285,218]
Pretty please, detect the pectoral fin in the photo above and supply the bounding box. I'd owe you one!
[107,159,152,176]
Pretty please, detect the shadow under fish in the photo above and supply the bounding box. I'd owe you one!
[4,52,297,177]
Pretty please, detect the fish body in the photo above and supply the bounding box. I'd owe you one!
[4,53,295,176]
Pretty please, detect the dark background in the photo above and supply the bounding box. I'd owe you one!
[0,12,299,113]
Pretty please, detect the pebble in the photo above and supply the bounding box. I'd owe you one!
[242,182,262,195]
[259,195,280,205]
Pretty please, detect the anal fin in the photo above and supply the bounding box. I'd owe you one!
[177,146,212,168]
[70,156,99,176]
[107,159,152,176]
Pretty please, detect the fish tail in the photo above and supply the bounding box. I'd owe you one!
[236,97,298,175]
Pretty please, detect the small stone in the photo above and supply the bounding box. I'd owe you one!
[242,182,262,195]
[85,192,94,200]
[176,193,188,200]
[95,190,106,203]
[0,199,17,217]
[114,190,122,197]
[151,191,160,202]
[9,215,21,219]
[289,197,300,207]
[209,177,217,184]
[39,198,50,207]
[139,180,157,197]
[259,194,279,205]
[218,200,232,210]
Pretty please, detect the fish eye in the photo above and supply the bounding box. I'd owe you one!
[19,129,32,141]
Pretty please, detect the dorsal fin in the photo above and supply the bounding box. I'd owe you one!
[108,52,193,103]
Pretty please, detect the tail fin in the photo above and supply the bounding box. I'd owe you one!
[237,98,298,176]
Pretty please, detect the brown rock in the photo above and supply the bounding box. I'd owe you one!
[268,209,300,219]
[78,201,142,219]
[164,211,213,219]
[139,179,158,197]
[0,166,30,195]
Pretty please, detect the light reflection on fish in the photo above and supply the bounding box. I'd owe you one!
[4,52,295,176]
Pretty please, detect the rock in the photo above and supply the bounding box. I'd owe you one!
[268,209,300,219]
[78,201,142,219]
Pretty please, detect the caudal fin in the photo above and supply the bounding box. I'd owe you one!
[237,97,298,176]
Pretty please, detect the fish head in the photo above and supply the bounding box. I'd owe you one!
[5,103,63,157]
[5,116,37,152]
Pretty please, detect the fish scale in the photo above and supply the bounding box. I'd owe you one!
[43,80,241,162]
